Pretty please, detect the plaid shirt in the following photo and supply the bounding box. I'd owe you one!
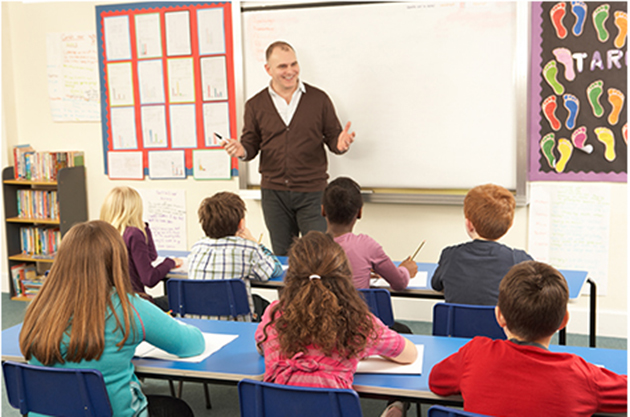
[187,235,283,321]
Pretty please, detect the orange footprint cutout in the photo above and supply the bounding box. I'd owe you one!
[555,138,573,173]
[595,127,616,162]
[550,3,568,39]
[542,96,561,131]
[607,88,625,126]
[614,11,627,49]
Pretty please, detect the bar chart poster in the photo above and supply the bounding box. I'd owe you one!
[529,1,627,181]
[96,2,238,179]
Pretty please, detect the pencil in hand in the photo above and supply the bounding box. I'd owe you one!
[411,240,426,260]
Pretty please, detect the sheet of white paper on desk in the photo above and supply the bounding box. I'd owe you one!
[356,345,424,374]
[134,332,237,362]
[153,256,189,274]
[371,271,427,288]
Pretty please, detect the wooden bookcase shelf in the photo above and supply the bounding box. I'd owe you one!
[3,166,88,300]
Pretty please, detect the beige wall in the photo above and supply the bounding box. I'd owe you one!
[1,1,626,338]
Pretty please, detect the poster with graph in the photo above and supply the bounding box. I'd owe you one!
[529,1,627,181]
[96,1,238,179]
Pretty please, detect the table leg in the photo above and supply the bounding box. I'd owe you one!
[587,278,597,348]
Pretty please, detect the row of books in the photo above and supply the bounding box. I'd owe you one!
[20,226,60,257]
[10,263,44,298]
[13,145,84,181]
[16,189,59,220]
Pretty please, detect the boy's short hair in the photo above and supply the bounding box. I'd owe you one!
[464,184,515,240]
[198,192,245,238]
[498,261,569,341]
[322,177,363,225]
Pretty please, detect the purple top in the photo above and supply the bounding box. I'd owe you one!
[334,233,410,291]
[123,224,175,297]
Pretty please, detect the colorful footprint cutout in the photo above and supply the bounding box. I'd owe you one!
[555,139,573,173]
[607,88,625,126]
[552,48,575,81]
[571,1,588,36]
[551,3,568,39]
[614,11,628,48]
[594,127,616,161]
[543,61,565,95]
[543,96,562,131]
[593,4,610,43]
[623,124,627,144]
[540,133,557,169]
[587,80,605,118]
[571,126,593,153]
[563,94,580,130]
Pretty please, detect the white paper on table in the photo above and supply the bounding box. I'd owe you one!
[371,271,427,288]
[135,332,237,362]
[153,256,188,274]
[356,345,424,374]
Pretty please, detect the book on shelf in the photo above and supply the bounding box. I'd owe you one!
[12,146,84,181]
[10,263,26,297]
[20,226,60,257]
[16,189,59,220]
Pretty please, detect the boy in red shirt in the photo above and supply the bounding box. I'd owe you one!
[429,261,627,417]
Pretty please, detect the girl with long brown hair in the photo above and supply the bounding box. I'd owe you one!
[19,220,204,417]
[255,231,417,390]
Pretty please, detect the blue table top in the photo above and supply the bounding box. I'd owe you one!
[3,320,625,400]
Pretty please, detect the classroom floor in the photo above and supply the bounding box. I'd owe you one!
[1,293,626,417]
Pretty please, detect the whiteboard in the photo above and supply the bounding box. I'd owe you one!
[241,2,525,198]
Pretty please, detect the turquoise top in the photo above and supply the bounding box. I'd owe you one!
[28,292,205,417]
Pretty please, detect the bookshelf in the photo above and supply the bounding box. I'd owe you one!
[3,166,88,300]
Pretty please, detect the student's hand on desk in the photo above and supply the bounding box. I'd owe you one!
[172,258,184,269]
[400,257,418,277]
[337,121,356,152]
[222,138,245,158]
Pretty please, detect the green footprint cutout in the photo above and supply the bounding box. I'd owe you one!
[540,133,557,168]
[543,61,564,95]
[587,80,604,118]
[593,4,610,42]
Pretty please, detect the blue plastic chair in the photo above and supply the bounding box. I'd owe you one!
[432,303,506,340]
[238,379,363,417]
[167,278,252,409]
[359,288,395,326]
[428,405,491,417]
[3,361,112,417]
[167,278,252,320]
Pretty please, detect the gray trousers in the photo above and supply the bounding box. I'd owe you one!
[261,188,327,256]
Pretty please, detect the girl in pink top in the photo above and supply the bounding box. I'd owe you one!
[255,231,417,390]
[322,177,417,290]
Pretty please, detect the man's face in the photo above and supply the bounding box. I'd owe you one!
[265,47,300,94]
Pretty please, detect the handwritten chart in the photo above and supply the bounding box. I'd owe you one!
[138,188,187,251]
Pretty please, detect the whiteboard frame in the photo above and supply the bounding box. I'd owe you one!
[237,1,530,206]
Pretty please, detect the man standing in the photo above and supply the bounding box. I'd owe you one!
[223,41,355,255]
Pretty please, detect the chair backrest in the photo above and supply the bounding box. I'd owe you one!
[428,405,490,417]
[2,361,112,417]
[167,278,251,319]
[432,303,506,339]
[238,379,363,417]
[358,289,394,326]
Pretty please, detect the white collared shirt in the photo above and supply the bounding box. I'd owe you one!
[267,80,306,126]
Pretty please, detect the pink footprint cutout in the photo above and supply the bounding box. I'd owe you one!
[571,126,593,153]
[551,3,568,39]
[543,96,562,131]
[623,123,627,144]
[552,48,575,81]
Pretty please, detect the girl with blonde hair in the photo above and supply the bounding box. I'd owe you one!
[100,186,182,310]
[20,220,204,417]
[255,231,417,390]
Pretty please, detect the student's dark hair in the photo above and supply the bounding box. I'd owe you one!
[464,184,515,240]
[322,177,363,226]
[198,192,245,238]
[265,41,295,61]
[498,261,569,341]
[257,231,376,358]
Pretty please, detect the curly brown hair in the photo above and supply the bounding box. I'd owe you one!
[198,192,245,238]
[257,231,376,358]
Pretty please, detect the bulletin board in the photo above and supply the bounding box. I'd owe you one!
[96,1,237,180]
[529,1,627,181]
